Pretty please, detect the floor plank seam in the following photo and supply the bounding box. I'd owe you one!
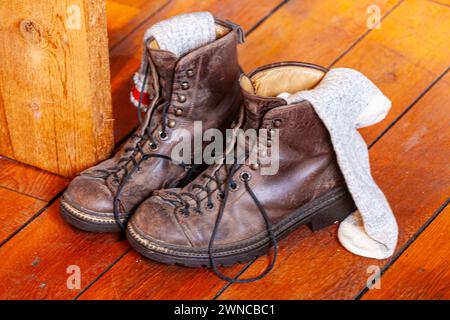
[0,189,65,248]
[214,0,409,299]
[428,0,450,8]
[3,0,447,299]
[354,197,450,300]
[369,66,450,149]
[69,1,293,298]
[245,0,290,36]
[109,0,173,52]
[328,0,405,68]
[74,247,132,300]
[212,257,258,300]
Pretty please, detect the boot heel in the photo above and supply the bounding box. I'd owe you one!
[308,192,356,232]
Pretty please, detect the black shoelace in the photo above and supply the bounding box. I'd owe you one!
[92,61,181,230]
[162,156,278,283]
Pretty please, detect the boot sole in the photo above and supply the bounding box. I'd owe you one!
[60,197,125,233]
[126,187,356,268]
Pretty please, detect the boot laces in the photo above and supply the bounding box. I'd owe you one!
[160,121,278,283]
[91,57,186,230]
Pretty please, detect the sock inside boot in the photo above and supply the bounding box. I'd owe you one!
[144,12,231,57]
[240,64,326,97]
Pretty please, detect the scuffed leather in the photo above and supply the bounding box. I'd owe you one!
[131,63,347,248]
[64,25,242,217]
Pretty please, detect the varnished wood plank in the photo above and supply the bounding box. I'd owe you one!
[78,250,247,300]
[238,0,400,71]
[0,157,68,201]
[242,0,450,145]
[0,201,129,299]
[78,0,410,300]
[106,0,170,48]
[334,0,450,143]
[429,0,450,7]
[0,0,281,300]
[217,70,450,299]
[0,0,113,177]
[363,205,450,300]
[0,188,46,245]
[109,0,286,142]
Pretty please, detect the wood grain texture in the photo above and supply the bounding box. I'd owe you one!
[0,157,68,201]
[0,200,129,300]
[241,0,450,145]
[334,0,450,143]
[1,0,448,300]
[78,250,246,300]
[106,0,169,48]
[0,95,14,158]
[108,0,285,142]
[0,0,113,177]
[217,70,450,300]
[363,205,450,300]
[0,0,281,300]
[238,0,400,71]
[0,188,46,244]
[77,0,415,300]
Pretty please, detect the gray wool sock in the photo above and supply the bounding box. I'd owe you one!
[282,68,398,259]
[139,12,215,73]
[144,11,215,57]
[131,12,216,109]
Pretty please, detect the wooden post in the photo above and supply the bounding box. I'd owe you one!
[0,0,114,177]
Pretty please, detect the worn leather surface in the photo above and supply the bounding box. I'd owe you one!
[64,23,242,217]
[130,62,347,248]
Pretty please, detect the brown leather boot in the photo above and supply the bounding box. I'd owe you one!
[126,62,356,281]
[61,19,243,232]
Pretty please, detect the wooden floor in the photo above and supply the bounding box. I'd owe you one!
[0,0,449,300]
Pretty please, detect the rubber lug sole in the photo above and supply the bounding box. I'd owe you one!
[60,198,124,233]
[127,188,356,267]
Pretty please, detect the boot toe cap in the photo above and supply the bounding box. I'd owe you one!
[64,175,114,213]
[128,197,191,248]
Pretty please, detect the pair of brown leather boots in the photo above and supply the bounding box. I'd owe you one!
[61,18,355,282]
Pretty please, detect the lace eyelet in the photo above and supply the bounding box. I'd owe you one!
[240,172,251,182]
[229,181,239,191]
[205,202,215,210]
[159,131,169,141]
[149,142,158,151]
[217,191,225,201]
